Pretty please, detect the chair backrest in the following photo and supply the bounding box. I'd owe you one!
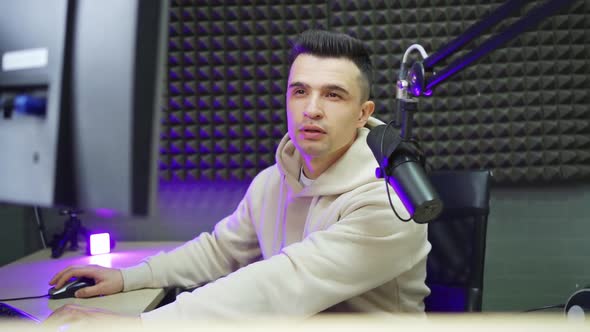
[424,170,492,312]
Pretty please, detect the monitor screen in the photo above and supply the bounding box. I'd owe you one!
[0,0,168,216]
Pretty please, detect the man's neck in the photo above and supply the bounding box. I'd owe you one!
[301,139,355,180]
[302,158,336,180]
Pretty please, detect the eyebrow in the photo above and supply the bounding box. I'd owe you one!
[288,81,351,96]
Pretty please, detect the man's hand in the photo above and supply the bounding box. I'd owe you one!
[49,265,124,298]
[44,304,140,329]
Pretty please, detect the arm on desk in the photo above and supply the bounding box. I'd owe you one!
[48,265,124,298]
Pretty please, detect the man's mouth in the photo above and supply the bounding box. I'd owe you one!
[300,125,326,134]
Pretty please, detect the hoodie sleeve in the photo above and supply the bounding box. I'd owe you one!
[121,183,262,291]
[140,184,429,321]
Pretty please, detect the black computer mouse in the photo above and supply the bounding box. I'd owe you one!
[48,277,96,299]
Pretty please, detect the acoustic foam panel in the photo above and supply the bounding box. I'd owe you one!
[161,0,589,184]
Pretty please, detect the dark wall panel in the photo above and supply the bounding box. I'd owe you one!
[161,1,327,181]
[160,0,589,184]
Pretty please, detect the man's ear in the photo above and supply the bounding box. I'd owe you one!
[357,100,375,128]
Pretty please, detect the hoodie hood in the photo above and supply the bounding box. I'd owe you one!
[276,116,385,197]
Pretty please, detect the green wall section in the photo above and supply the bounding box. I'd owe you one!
[0,204,42,266]
[484,184,590,311]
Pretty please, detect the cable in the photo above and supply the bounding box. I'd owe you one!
[379,120,412,222]
[402,44,429,63]
[523,304,565,312]
[33,206,48,249]
[0,294,49,302]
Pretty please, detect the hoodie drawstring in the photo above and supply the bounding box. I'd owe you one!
[273,175,287,254]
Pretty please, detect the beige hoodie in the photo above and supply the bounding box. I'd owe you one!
[121,117,431,322]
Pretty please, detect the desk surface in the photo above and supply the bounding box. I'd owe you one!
[0,241,182,321]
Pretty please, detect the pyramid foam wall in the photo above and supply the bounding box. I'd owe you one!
[160,0,589,184]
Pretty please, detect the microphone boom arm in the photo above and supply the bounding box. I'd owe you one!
[409,0,577,96]
[367,0,577,223]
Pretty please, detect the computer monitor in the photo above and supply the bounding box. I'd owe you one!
[0,0,168,216]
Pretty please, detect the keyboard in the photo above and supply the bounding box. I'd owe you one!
[0,302,39,322]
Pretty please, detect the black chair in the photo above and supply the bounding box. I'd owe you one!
[424,170,492,312]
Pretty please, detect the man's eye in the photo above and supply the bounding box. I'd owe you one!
[327,92,341,99]
[294,89,305,95]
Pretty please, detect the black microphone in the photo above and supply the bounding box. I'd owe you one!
[366,124,443,223]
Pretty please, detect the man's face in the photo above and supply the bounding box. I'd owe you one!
[286,54,372,160]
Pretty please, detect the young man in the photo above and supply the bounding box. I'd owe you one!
[47,30,430,324]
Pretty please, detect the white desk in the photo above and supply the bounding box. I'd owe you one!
[0,241,182,321]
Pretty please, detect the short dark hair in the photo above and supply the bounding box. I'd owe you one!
[289,30,373,101]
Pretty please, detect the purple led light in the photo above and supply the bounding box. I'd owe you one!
[89,233,111,255]
[387,177,415,217]
[409,72,422,97]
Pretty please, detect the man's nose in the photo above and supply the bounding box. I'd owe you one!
[303,95,324,119]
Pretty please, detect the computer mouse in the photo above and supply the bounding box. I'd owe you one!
[48,277,96,299]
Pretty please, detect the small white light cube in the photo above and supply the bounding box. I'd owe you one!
[89,233,111,255]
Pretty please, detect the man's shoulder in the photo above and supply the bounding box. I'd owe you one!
[247,163,282,193]
[254,163,280,181]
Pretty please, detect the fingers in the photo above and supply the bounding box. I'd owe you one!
[49,265,83,287]
[49,266,124,298]
[44,304,140,329]
[44,304,101,329]
[74,284,102,298]
[50,265,98,289]
[44,304,85,327]
[49,265,77,285]
[52,269,81,289]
